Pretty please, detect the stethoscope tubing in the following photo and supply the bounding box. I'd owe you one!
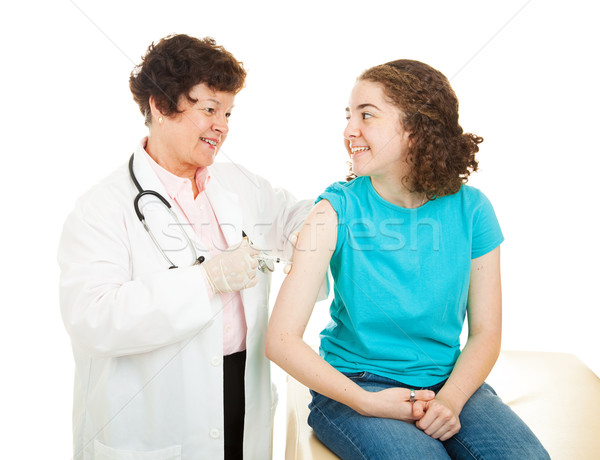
[129,154,204,269]
[128,153,278,273]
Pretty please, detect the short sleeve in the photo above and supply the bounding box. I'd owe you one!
[471,190,504,259]
[315,182,348,254]
[315,182,347,224]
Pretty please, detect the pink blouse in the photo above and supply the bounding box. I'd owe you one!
[142,143,247,356]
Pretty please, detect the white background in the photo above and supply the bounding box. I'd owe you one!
[1,0,598,458]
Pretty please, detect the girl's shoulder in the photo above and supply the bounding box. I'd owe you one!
[316,177,368,211]
[441,184,493,210]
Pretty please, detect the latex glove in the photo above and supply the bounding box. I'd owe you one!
[202,240,260,294]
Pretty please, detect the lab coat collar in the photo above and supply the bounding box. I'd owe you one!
[132,139,168,197]
[131,141,208,265]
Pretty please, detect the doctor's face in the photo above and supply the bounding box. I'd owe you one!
[160,83,235,172]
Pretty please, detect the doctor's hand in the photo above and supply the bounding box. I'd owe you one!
[202,240,260,294]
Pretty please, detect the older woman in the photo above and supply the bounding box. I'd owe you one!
[59,34,309,459]
[266,60,549,459]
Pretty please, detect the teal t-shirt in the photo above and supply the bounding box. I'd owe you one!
[316,177,504,387]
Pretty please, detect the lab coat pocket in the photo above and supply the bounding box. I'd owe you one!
[94,440,181,460]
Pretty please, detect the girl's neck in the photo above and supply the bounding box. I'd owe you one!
[370,175,427,209]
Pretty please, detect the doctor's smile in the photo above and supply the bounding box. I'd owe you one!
[200,137,220,148]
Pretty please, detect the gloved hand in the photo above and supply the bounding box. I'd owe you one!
[202,240,260,294]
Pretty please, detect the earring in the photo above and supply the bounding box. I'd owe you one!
[346,161,354,175]
[158,116,163,124]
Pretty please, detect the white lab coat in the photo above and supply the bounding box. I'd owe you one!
[58,143,312,460]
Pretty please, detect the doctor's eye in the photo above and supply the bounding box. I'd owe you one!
[225,112,232,118]
[362,112,374,120]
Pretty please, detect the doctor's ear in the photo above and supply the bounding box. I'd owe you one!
[148,96,165,125]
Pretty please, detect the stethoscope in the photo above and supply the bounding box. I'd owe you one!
[129,153,283,272]
[129,154,205,269]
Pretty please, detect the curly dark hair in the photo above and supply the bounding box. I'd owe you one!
[351,59,481,198]
[129,34,246,127]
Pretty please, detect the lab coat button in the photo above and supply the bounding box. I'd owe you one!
[211,356,222,367]
[209,428,220,439]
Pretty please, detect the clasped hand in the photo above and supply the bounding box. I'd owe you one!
[416,395,462,441]
[363,388,461,441]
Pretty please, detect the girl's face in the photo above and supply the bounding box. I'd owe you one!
[344,80,410,180]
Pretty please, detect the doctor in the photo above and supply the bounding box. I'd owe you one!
[58,34,310,460]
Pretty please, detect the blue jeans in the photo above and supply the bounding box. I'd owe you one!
[308,372,550,460]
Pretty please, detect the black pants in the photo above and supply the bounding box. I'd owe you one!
[223,350,246,460]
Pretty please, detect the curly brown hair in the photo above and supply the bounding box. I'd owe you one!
[352,59,481,198]
[129,34,246,127]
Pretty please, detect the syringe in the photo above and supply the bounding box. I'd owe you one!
[257,253,291,264]
[256,253,291,272]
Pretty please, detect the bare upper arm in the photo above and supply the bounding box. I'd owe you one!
[268,199,338,338]
[467,246,502,337]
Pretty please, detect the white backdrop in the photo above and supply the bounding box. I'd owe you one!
[1,1,598,457]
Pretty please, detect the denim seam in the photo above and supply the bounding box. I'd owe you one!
[459,385,544,459]
[450,436,481,460]
[312,404,368,460]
